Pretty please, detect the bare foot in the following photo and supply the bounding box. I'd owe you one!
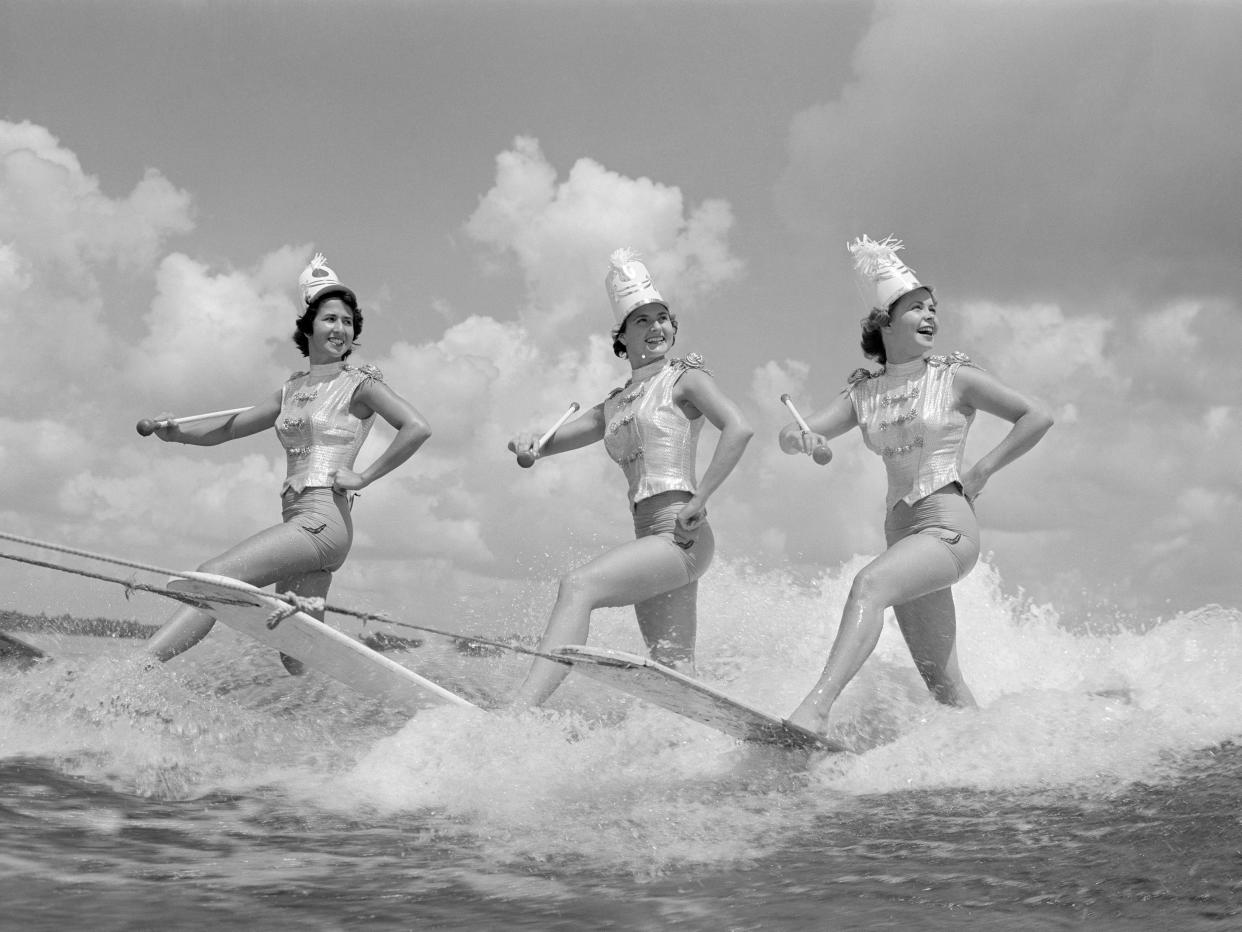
[786,702,831,739]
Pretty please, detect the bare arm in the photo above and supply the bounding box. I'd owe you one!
[673,369,754,528]
[333,379,432,491]
[507,403,606,463]
[778,391,858,456]
[954,366,1054,500]
[155,391,281,446]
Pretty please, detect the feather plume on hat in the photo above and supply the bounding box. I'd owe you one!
[847,235,926,312]
[604,247,666,325]
[298,252,356,307]
[610,247,637,266]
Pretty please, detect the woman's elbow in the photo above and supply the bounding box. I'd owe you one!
[1028,404,1054,436]
[410,422,432,447]
[731,419,755,447]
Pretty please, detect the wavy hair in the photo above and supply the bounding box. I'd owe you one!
[292,292,363,359]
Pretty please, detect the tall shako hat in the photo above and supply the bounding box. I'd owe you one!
[604,248,666,326]
[299,253,357,306]
[847,235,927,312]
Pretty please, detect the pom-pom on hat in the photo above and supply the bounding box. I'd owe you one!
[848,235,927,312]
[299,253,357,306]
[604,248,666,326]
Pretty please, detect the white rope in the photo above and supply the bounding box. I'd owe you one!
[0,528,189,579]
[0,528,547,659]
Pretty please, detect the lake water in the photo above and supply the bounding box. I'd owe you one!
[2,559,1239,930]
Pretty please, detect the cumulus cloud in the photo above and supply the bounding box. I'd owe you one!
[976,295,1242,609]
[0,418,95,525]
[60,451,281,547]
[126,251,301,408]
[359,318,630,577]
[953,301,1117,399]
[4,98,1236,632]
[0,119,193,399]
[308,137,748,580]
[774,2,1242,305]
[0,121,192,277]
[0,128,751,620]
[0,243,32,299]
[759,5,1242,617]
[465,136,742,342]
[751,286,1242,616]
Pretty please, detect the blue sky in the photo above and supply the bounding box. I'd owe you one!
[1,1,1240,627]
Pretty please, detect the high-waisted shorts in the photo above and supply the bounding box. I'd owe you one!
[281,487,354,573]
[632,490,715,584]
[884,483,980,577]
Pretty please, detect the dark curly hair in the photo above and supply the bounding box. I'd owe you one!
[611,304,678,358]
[858,286,935,365]
[292,291,363,359]
[859,307,890,364]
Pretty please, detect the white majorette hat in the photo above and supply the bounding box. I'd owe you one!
[604,248,666,326]
[298,253,357,306]
[847,235,927,312]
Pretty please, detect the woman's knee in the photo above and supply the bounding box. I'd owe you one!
[556,566,603,606]
[197,554,233,575]
[848,564,897,608]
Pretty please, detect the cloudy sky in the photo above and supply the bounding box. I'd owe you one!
[1,0,1239,628]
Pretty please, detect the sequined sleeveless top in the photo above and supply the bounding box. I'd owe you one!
[603,355,708,504]
[276,361,381,494]
[848,352,976,510]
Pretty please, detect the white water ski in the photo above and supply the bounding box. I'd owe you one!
[168,572,476,712]
[552,645,847,752]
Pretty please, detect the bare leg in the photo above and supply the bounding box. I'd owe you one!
[274,570,333,676]
[147,522,323,662]
[511,536,695,708]
[635,580,698,675]
[893,588,975,708]
[787,534,962,737]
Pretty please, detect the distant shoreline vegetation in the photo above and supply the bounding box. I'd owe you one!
[0,608,157,639]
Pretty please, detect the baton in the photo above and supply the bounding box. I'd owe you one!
[517,402,580,467]
[780,394,831,465]
[136,407,253,437]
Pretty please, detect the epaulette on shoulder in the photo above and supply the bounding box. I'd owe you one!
[287,370,309,382]
[927,351,975,369]
[846,367,878,385]
[606,386,625,400]
[673,353,712,377]
[356,363,384,382]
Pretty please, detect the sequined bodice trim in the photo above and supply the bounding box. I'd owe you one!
[603,354,708,504]
[275,362,382,493]
[848,352,976,509]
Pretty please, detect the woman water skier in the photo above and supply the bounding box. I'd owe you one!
[146,254,432,669]
[507,248,753,707]
[780,236,1053,738]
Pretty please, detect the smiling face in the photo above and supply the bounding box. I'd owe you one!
[881,287,937,363]
[617,303,677,368]
[307,297,356,364]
